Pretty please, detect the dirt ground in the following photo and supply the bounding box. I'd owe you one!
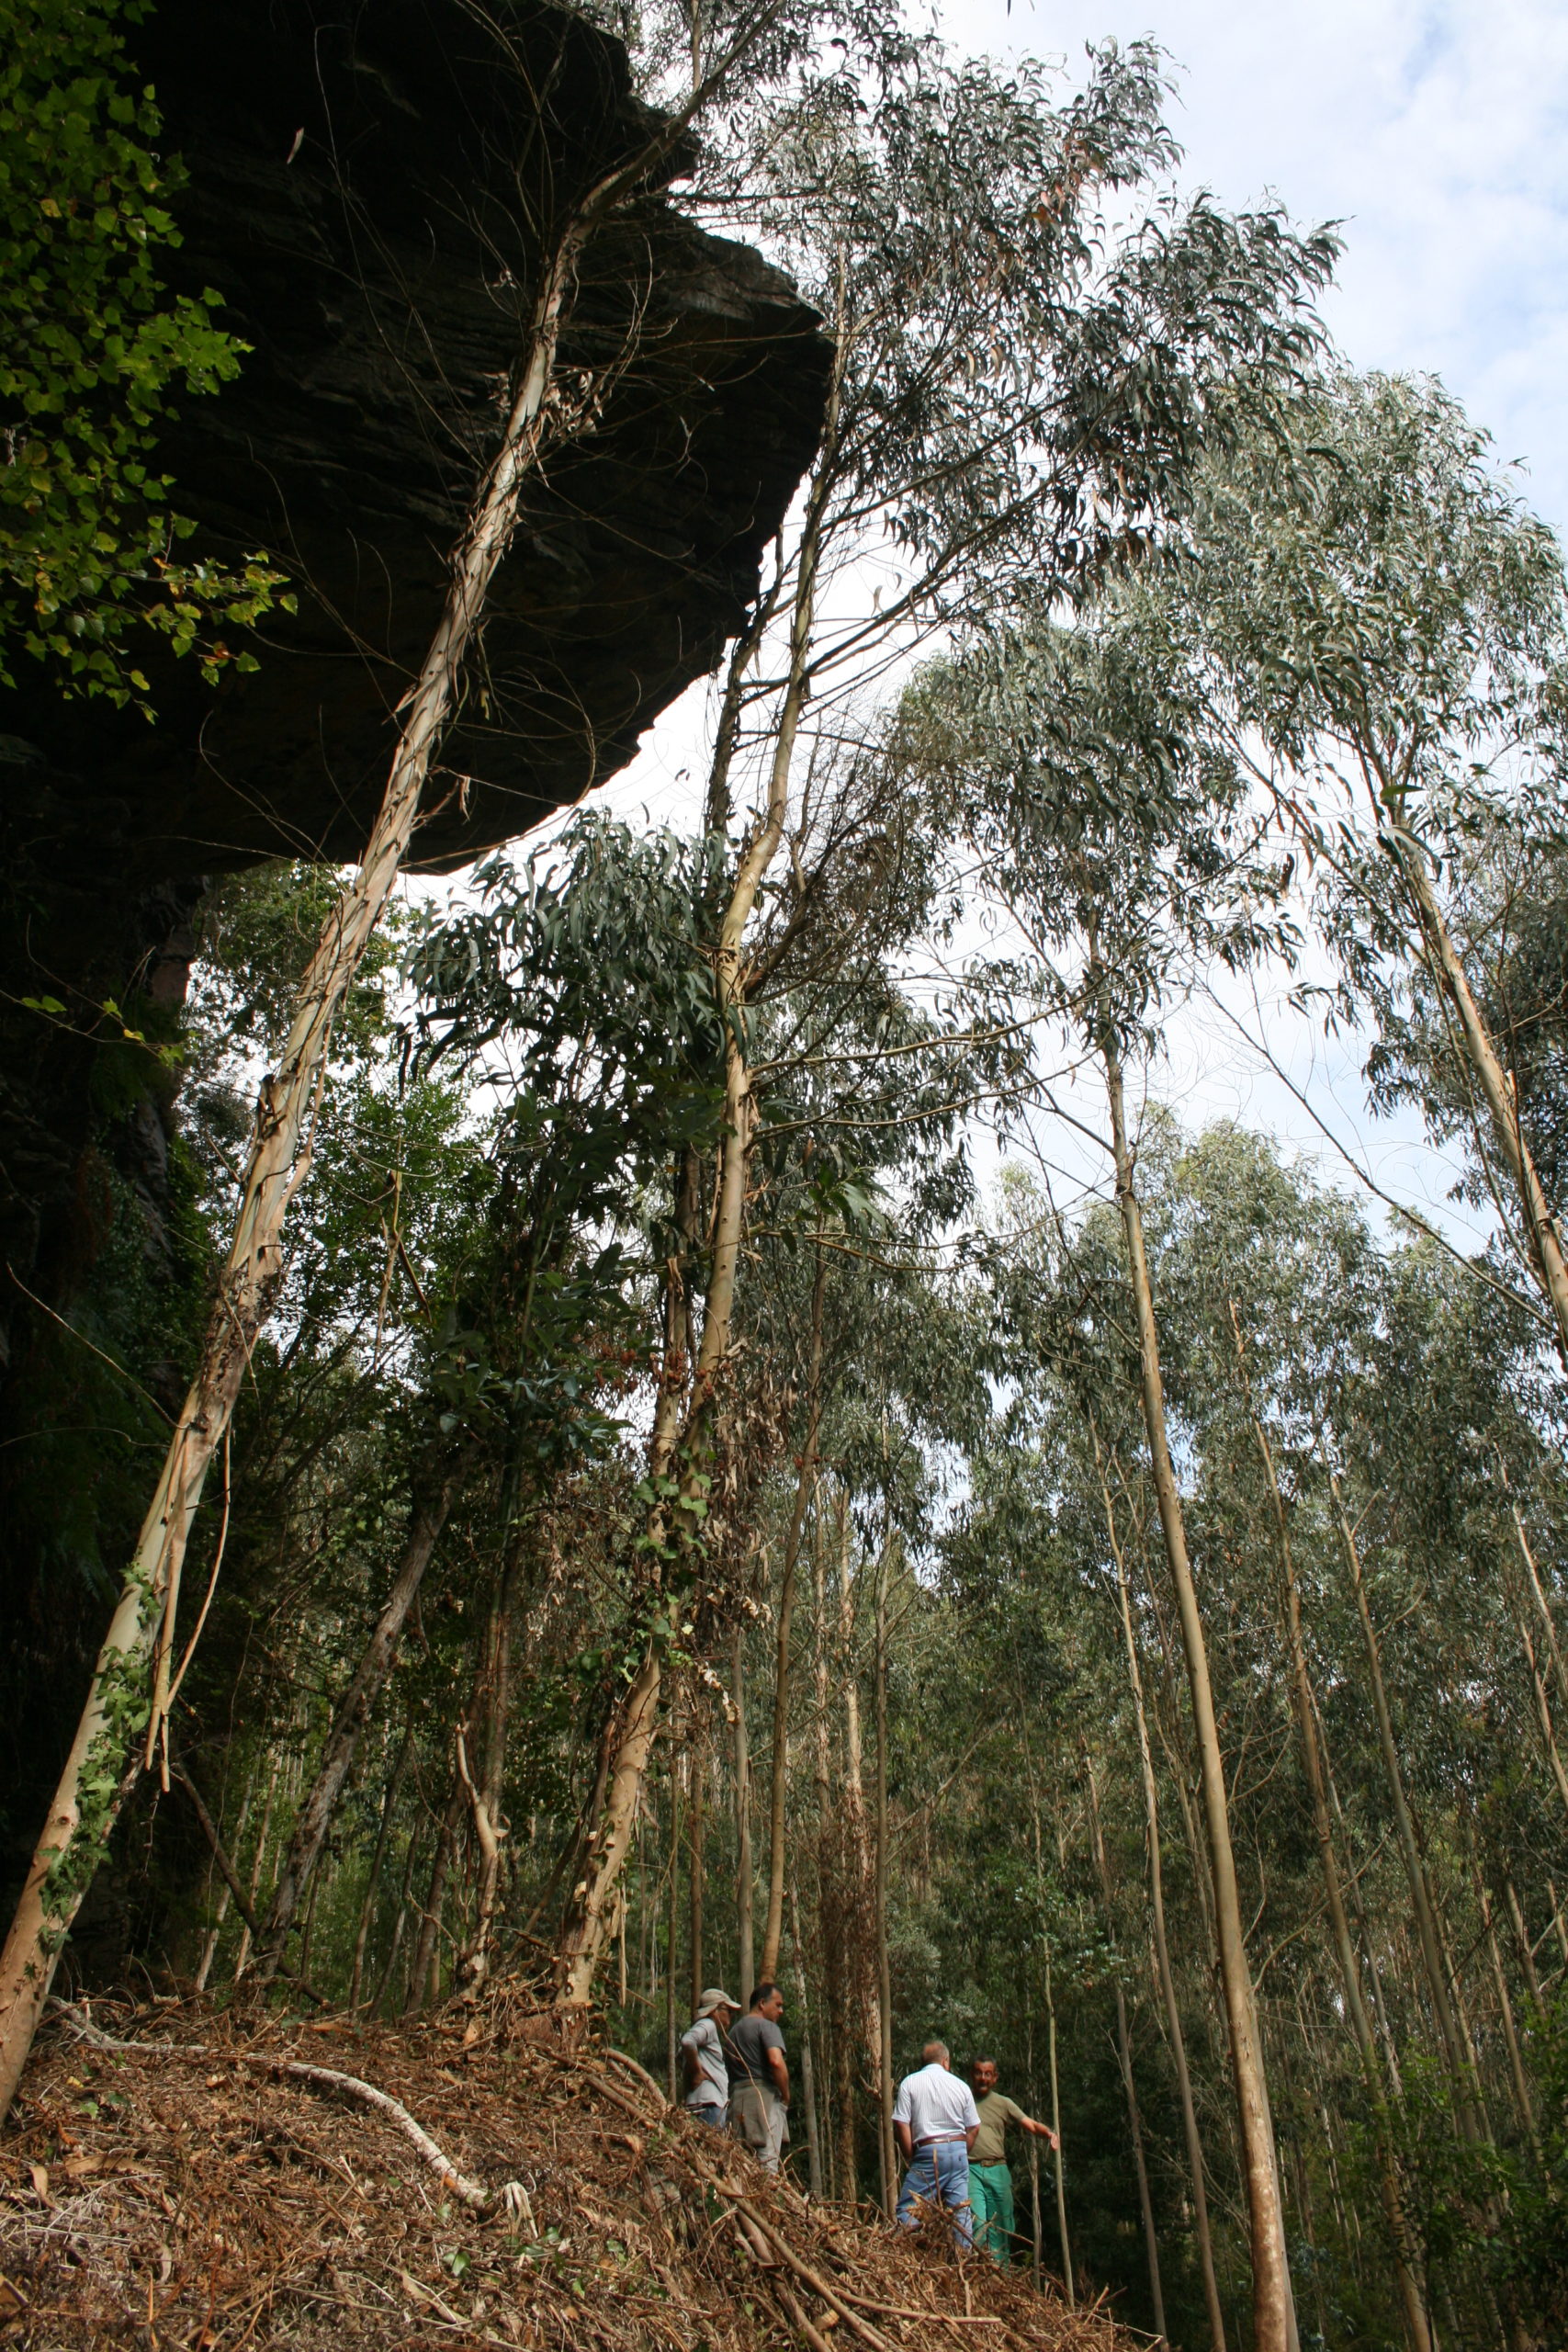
[0,1990,1139,2351]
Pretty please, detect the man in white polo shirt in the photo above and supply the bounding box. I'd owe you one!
[892,2040,980,2245]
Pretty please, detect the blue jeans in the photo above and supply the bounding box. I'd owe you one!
[686,2099,728,2127]
[897,2141,973,2245]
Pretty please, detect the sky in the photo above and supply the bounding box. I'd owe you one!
[540,0,1568,1255]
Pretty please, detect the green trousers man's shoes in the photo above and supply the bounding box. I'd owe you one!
[969,2161,1015,2264]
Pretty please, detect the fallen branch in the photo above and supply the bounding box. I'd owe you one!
[571,2059,660,2127]
[735,2210,779,2267]
[776,2278,836,2352]
[604,2045,671,2109]
[840,2294,1006,2329]
[51,2004,491,2209]
[699,2179,893,2352]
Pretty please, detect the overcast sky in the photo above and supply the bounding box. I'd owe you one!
[571,1,1568,1251]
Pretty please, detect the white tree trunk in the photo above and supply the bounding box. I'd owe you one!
[1104,1042,1294,2352]
[1392,825,1568,1362]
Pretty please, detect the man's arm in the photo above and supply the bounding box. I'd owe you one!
[895,2120,914,2161]
[1020,2112,1060,2153]
[767,2046,790,2105]
[964,2126,979,2152]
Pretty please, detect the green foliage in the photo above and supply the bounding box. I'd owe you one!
[0,0,289,705]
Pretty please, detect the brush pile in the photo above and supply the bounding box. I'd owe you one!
[0,1991,1137,2350]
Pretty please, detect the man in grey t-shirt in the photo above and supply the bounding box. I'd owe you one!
[726,1983,790,2171]
[680,1987,739,2125]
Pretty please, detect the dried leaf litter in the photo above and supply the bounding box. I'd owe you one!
[0,1990,1138,2352]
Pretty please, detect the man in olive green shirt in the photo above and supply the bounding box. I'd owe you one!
[969,2057,1058,2265]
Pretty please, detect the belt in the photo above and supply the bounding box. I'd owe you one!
[916,2133,968,2147]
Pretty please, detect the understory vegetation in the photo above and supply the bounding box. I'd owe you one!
[5,6,1568,2351]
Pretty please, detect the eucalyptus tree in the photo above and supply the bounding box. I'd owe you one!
[0,0,910,2113]
[553,38,1338,2011]
[1171,370,1568,1366]
[908,602,1309,2350]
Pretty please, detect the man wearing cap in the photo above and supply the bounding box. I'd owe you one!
[968,2056,1058,2264]
[680,1987,739,2126]
[892,2040,980,2245]
[726,1982,791,2171]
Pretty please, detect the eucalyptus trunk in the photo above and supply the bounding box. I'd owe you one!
[1509,1580,1568,1822]
[873,1533,896,2214]
[734,1623,755,2007]
[1085,1750,1167,2343]
[1390,823,1568,1364]
[788,1892,825,2198]
[0,8,784,2104]
[1104,1039,1293,2352]
[350,1725,414,2010]
[231,1757,280,1985]
[760,1246,825,1984]
[688,1736,705,2011]
[194,1761,257,1996]
[406,1771,467,2015]
[1044,1955,1074,2306]
[1327,1469,1483,2137]
[0,198,596,2114]
[457,1546,521,1994]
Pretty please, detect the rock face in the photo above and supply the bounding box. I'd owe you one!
[0,0,827,1307]
[0,0,825,1902]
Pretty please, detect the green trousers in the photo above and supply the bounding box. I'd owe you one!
[969,2161,1015,2265]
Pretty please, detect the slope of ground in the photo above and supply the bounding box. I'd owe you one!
[0,1993,1134,2351]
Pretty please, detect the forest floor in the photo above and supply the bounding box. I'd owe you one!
[0,1988,1134,2352]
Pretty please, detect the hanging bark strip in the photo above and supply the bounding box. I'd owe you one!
[1102,1035,1294,2352]
[0,1,795,2120]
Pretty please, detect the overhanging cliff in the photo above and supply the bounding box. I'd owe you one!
[0,0,828,1300]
